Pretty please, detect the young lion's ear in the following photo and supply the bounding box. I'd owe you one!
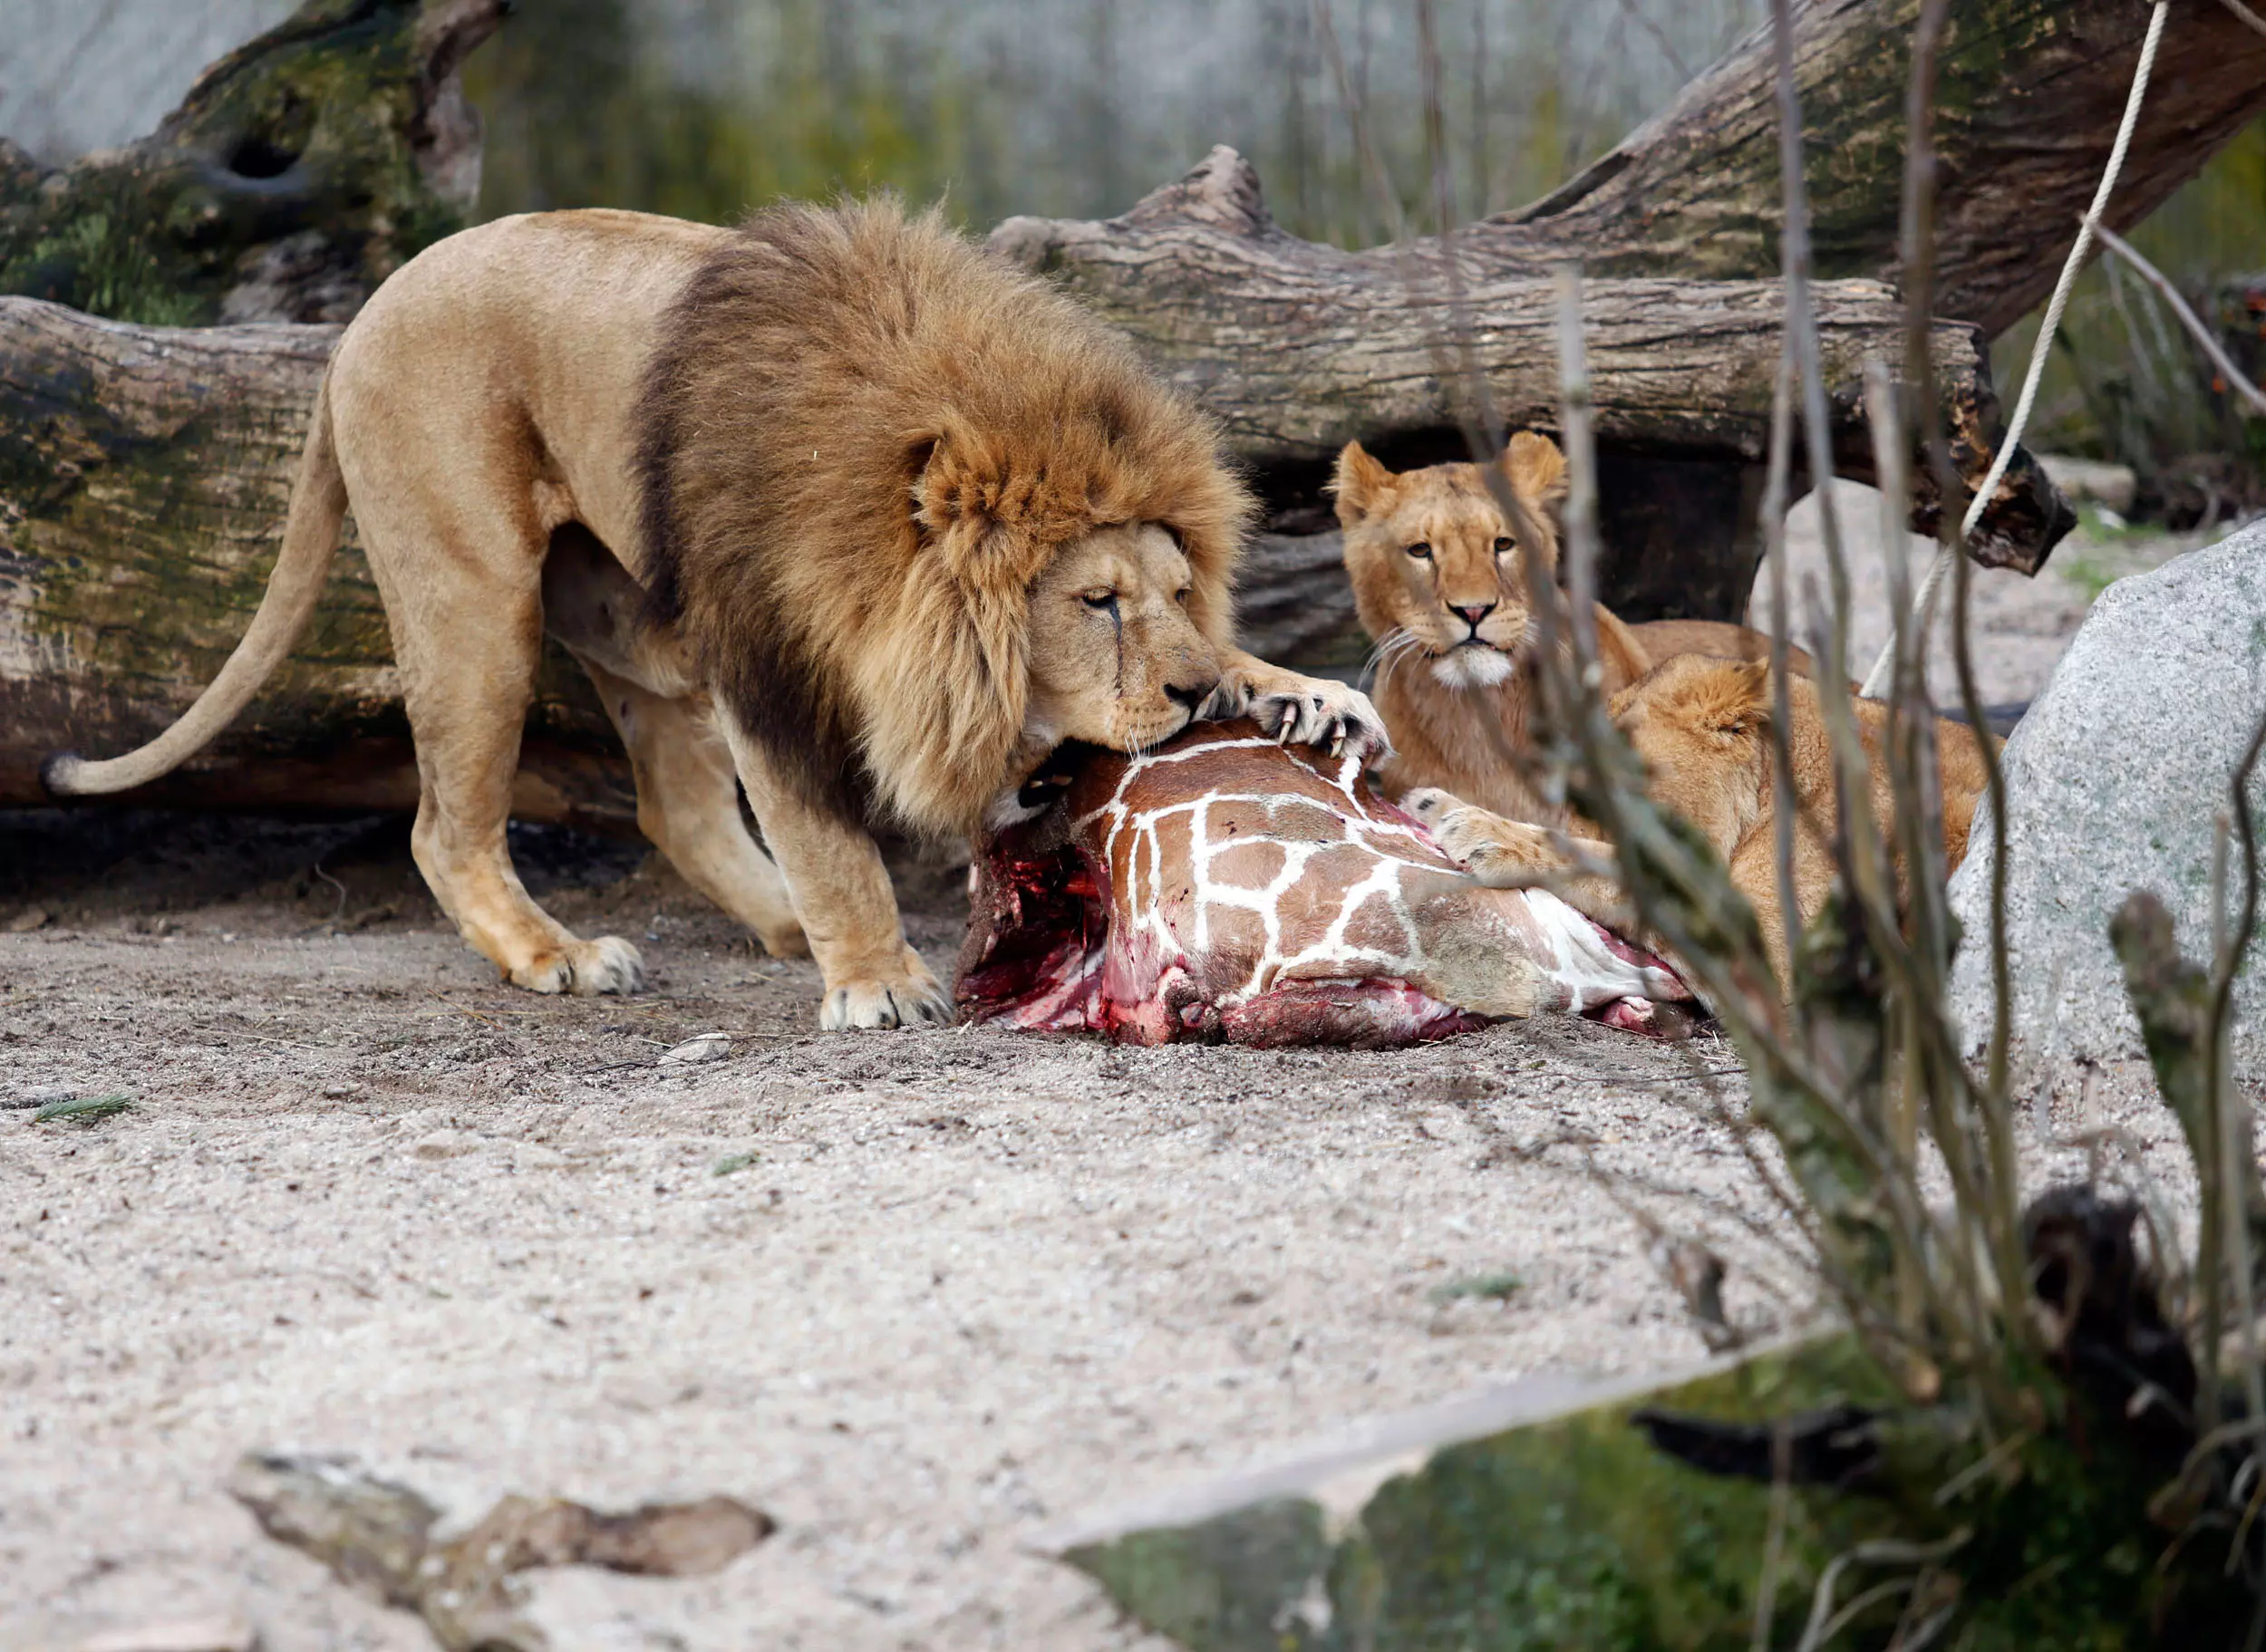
[1713,659,1773,735]
[1331,440,1396,524]
[1504,431,1568,511]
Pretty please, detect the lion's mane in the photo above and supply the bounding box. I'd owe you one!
[637,198,1251,837]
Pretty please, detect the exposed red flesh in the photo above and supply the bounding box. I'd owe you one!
[955,722,1691,1047]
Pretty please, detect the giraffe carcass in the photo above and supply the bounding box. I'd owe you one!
[955,721,1690,1047]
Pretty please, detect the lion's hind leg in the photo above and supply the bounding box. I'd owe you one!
[578,662,808,959]
[350,479,644,997]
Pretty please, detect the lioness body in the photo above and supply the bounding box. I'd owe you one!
[1332,437,1803,832]
[48,203,1380,1027]
[1414,655,1998,990]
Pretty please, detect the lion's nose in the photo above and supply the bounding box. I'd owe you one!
[1454,602,1496,630]
[1165,677,1216,712]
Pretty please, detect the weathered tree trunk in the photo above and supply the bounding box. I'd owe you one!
[0,0,508,326]
[6,0,2261,812]
[1494,0,2266,340]
[994,0,2266,641]
[0,300,630,826]
[993,147,2071,659]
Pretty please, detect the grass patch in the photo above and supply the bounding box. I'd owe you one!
[34,1091,134,1124]
[1428,1270,1523,1306]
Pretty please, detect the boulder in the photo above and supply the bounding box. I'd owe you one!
[1948,524,2266,1077]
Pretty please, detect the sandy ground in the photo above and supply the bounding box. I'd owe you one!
[0,493,2249,1651]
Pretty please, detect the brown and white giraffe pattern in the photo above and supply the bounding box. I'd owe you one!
[957,721,1690,1047]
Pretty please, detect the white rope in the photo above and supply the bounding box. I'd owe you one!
[1856,0,2170,701]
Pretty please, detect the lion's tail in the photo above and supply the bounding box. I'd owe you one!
[44,373,348,798]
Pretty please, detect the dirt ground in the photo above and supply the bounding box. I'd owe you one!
[0,497,2243,1651]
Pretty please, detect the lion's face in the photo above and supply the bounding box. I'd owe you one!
[1609,653,1772,855]
[1022,522,1221,756]
[1333,433,1569,692]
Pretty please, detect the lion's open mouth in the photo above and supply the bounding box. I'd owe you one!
[955,721,1693,1047]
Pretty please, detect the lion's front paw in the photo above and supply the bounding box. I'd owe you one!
[510,935,646,996]
[1235,675,1391,763]
[1401,787,1462,828]
[1416,797,1555,889]
[818,952,953,1031]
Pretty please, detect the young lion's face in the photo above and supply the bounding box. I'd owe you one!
[1333,433,1569,692]
[1022,522,1221,756]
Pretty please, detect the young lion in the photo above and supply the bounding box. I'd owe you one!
[45,200,1381,1029]
[1333,434,1790,832]
[1409,653,1998,990]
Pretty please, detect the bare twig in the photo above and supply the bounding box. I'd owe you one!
[1609,0,1694,82]
[2092,220,2266,420]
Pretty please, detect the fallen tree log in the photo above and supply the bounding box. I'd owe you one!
[8,0,2261,815]
[993,0,2266,639]
[0,299,631,827]
[0,248,2044,814]
[993,148,2071,660]
[1463,0,2266,339]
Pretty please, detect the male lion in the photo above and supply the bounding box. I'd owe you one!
[45,200,1382,1029]
[1408,653,1997,991]
[1333,433,1798,831]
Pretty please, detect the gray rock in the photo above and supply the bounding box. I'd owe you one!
[1948,525,2266,1077]
[660,1032,731,1066]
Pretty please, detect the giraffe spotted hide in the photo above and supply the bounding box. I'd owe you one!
[955,721,1691,1047]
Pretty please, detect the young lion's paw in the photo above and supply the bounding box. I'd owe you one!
[509,935,646,996]
[818,952,953,1031]
[1401,787,1462,828]
[1409,793,1554,889]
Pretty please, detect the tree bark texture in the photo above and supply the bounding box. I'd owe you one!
[0,299,630,825]
[1464,0,2266,339]
[993,147,2073,657]
[0,0,508,327]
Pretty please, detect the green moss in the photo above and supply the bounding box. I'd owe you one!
[1070,1328,2254,1649]
[0,0,471,325]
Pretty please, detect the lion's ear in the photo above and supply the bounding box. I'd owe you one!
[1709,659,1773,736]
[906,434,946,538]
[1504,431,1568,511]
[1332,440,1396,524]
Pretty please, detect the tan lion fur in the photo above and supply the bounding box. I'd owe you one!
[1333,434,1801,831]
[46,200,1380,1029]
[639,198,1251,839]
[1411,652,1998,992]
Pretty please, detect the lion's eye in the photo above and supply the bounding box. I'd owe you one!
[1405,542,1432,561]
[1174,587,1192,605]
[1493,536,1515,555]
[1081,590,1118,611]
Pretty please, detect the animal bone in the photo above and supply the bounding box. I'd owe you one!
[957,720,1689,1046]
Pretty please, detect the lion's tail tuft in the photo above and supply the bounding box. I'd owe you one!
[43,373,349,798]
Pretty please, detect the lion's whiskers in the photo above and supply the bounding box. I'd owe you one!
[1363,627,1428,701]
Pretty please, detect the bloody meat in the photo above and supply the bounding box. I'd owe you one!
[955,721,1690,1047]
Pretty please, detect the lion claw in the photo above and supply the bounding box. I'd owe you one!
[818,960,954,1031]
